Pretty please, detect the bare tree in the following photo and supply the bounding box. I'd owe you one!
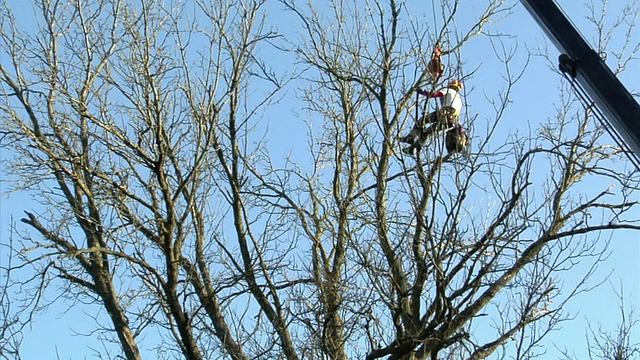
[0,0,638,360]
[277,0,639,359]
[558,285,640,360]
[1,0,293,359]
[585,295,639,360]
[0,227,24,360]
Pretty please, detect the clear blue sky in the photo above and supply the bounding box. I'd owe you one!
[1,0,638,359]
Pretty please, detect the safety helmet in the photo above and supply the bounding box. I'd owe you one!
[449,79,463,90]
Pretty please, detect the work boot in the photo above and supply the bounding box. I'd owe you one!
[399,127,421,144]
[402,145,419,157]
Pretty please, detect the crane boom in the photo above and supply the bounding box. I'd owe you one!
[520,0,640,158]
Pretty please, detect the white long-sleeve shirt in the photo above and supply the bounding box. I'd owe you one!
[419,87,463,115]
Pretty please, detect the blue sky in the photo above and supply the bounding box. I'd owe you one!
[1,0,638,359]
[509,1,640,357]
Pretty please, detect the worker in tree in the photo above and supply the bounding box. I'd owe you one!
[426,45,444,82]
[421,79,463,126]
[400,79,464,156]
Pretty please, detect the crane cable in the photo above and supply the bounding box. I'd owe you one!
[552,4,640,171]
[560,70,640,171]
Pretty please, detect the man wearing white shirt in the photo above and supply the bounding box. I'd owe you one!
[400,80,465,156]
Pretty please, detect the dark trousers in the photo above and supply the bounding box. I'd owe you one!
[400,107,460,156]
[420,107,459,138]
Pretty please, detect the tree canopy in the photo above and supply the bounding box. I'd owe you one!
[1,0,639,359]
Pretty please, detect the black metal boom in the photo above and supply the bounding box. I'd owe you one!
[520,0,640,158]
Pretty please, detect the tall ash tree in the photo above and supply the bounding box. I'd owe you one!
[1,0,639,359]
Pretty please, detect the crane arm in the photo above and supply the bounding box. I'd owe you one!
[520,0,640,158]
